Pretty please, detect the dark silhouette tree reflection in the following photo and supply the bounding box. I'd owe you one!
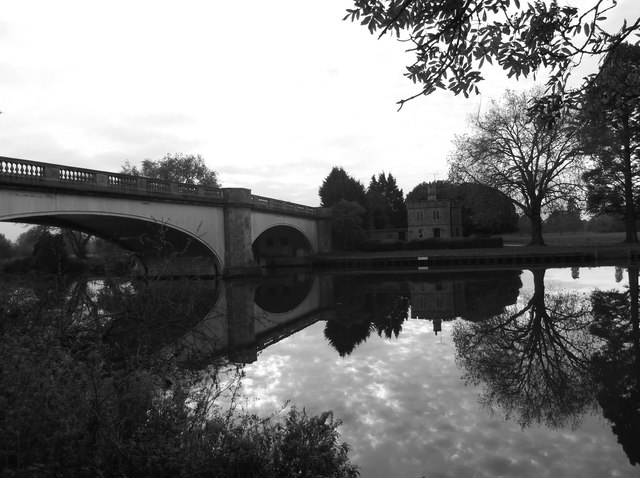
[453,268,598,429]
[324,277,409,357]
[589,267,640,466]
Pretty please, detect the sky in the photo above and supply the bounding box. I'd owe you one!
[1,1,639,240]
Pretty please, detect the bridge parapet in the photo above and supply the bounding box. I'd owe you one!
[251,194,317,215]
[1,156,224,201]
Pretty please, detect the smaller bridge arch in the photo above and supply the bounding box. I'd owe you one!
[252,224,314,265]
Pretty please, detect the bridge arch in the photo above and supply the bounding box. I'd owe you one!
[251,224,313,264]
[1,211,223,276]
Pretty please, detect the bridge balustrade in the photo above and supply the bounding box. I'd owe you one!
[1,158,45,178]
[1,156,317,216]
[251,194,316,214]
[59,167,97,184]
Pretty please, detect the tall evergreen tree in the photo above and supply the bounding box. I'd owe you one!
[366,172,406,229]
[579,43,640,243]
[318,167,366,208]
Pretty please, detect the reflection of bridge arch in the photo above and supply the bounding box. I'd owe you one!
[166,274,335,364]
[254,273,314,313]
[4,210,223,275]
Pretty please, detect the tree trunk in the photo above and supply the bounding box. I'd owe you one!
[528,210,545,246]
[621,119,638,243]
[628,267,640,382]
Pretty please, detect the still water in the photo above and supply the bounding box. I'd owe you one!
[203,266,639,478]
[25,265,638,477]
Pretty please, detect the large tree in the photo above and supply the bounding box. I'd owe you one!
[122,153,219,187]
[318,167,366,208]
[579,43,640,243]
[345,0,640,108]
[448,88,583,245]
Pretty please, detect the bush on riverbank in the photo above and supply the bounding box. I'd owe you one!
[0,277,359,477]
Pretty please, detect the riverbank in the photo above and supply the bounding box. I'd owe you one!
[268,233,640,271]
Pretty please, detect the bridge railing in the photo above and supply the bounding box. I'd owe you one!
[1,156,223,200]
[251,195,317,215]
[1,156,320,215]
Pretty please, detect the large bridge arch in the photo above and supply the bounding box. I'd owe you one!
[1,210,224,276]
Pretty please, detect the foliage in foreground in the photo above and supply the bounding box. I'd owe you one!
[0,277,358,478]
[345,0,640,109]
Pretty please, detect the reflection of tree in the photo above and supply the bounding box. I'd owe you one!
[324,277,409,357]
[98,278,220,353]
[589,267,640,466]
[460,270,522,321]
[453,269,598,429]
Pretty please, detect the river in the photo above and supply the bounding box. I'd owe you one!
[3,264,639,477]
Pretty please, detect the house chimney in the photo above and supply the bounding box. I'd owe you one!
[427,183,437,201]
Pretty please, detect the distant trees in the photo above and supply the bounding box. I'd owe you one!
[449,88,583,245]
[122,153,220,187]
[544,200,584,234]
[0,233,13,260]
[319,167,409,249]
[579,43,640,243]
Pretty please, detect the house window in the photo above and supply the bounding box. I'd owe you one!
[433,227,441,238]
[433,210,440,220]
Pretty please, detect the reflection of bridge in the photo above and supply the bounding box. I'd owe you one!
[166,269,525,364]
[0,157,331,276]
[166,274,336,364]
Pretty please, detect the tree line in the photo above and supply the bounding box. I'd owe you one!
[319,40,640,249]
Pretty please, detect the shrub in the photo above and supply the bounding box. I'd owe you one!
[0,277,360,477]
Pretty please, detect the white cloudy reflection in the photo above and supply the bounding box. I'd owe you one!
[239,269,636,478]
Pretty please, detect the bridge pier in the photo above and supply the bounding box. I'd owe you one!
[222,188,262,277]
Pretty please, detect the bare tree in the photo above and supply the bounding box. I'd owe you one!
[448,88,583,245]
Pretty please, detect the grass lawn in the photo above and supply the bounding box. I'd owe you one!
[500,232,627,246]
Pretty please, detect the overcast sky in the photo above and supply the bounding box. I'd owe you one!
[1,1,639,239]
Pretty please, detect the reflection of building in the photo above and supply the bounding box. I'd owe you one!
[407,183,462,240]
[410,280,466,334]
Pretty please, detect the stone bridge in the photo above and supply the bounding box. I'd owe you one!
[0,156,332,276]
